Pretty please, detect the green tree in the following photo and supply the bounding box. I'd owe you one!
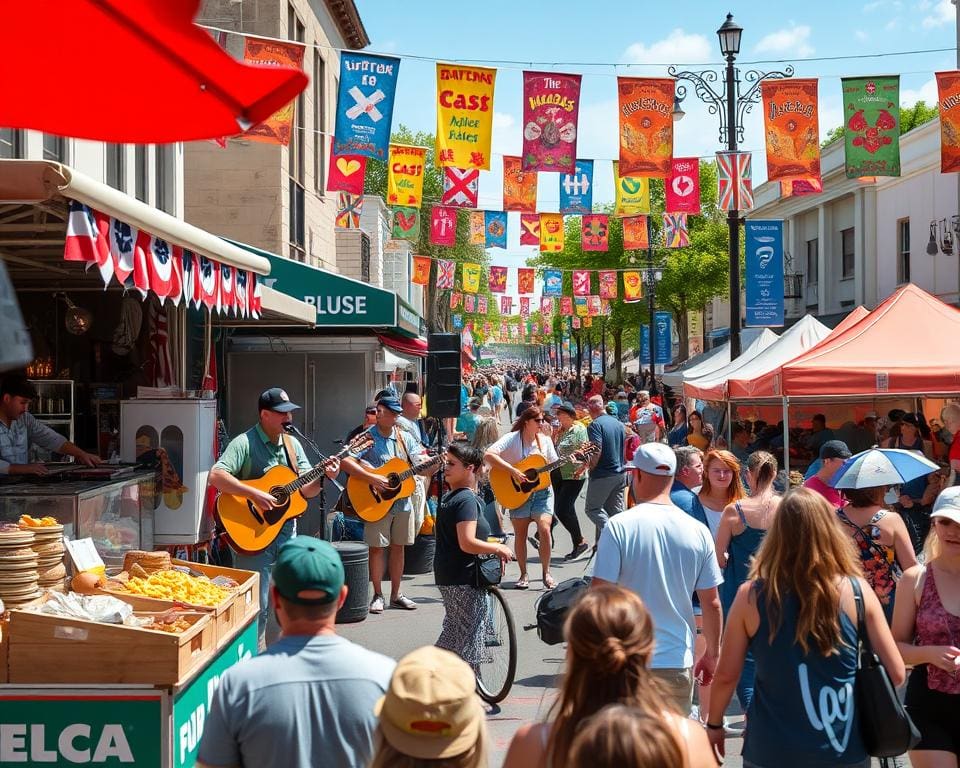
[821,99,939,147]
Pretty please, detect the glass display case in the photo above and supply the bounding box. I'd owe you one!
[27,378,74,461]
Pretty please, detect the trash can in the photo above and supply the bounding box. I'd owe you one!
[333,541,369,623]
[403,534,435,575]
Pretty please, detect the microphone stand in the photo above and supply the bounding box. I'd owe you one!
[283,423,344,540]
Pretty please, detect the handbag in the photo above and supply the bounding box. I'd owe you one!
[473,553,503,587]
[850,578,921,757]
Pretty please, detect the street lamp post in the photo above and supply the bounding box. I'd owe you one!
[643,213,664,396]
[669,13,793,359]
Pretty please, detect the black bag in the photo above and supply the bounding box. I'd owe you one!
[534,576,591,644]
[850,578,921,757]
[474,554,503,587]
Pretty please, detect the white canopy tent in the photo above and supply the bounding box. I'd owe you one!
[660,343,730,389]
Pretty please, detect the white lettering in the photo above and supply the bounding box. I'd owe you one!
[0,724,27,762]
[303,296,316,306]
[356,296,367,314]
[179,704,205,763]
[92,726,134,763]
[30,724,56,762]
[798,663,854,754]
[206,675,221,709]
[59,723,90,763]
[178,721,191,765]
[311,295,368,316]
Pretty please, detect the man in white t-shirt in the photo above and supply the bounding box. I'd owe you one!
[592,442,724,716]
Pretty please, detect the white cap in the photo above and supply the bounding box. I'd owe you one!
[630,443,677,476]
[931,486,960,525]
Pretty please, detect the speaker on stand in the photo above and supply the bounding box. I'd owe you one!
[426,333,462,419]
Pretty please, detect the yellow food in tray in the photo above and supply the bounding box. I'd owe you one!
[120,569,231,607]
[19,515,60,528]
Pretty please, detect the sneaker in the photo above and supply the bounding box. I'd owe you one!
[390,594,418,610]
[369,594,385,614]
[565,542,590,561]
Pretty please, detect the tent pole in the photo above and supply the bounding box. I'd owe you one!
[727,400,733,446]
[782,396,791,485]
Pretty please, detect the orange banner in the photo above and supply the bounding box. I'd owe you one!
[503,156,538,212]
[243,37,306,145]
[617,78,674,177]
[761,78,820,182]
[622,215,649,250]
[623,271,643,302]
[937,71,960,173]
[540,213,564,252]
[412,256,431,286]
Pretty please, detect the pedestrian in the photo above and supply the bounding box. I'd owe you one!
[686,410,711,451]
[707,488,905,767]
[730,422,752,464]
[671,446,708,528]
[434,442,513,670]
[471,415,505,536]
[567,705,685,768]
[667,404,689,447]
[371,647,488,768]
[551,403,590,560]
[699,448,747,539]
[502,584,716,768]
[802,439,852,507]
[629,390,664,444]
[940,403,960,484]
[892,485,960,766]
[584,395,627,538]
[592,443,724,715]
[197,537,395,768]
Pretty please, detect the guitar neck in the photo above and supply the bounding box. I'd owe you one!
[283,446,348,494]
[394,458,438,482]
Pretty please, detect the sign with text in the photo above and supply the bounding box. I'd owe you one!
[745,220,785,327]
[654,310,672,364]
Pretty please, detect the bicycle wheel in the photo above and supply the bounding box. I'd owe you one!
[475,587,517,704]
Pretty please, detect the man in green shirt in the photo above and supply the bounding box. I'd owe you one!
[209,387,338,649]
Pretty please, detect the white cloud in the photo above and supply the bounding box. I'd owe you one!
[854,29,869,41]
[901,77,938,106]
[921,0,954,27]
[753,24,814,58]
[622,29,713,66]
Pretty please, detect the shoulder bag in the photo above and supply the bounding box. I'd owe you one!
[472,495,502,587]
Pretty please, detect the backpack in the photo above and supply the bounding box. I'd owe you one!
[534,575,591,644]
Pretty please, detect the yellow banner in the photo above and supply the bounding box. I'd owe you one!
[462,262,481,293]
[387,144,427,207]
[469,211,485,245]
[623,271,644,302]
[613,161,650,216]
[436,63,497,170]
[539,213,564,253]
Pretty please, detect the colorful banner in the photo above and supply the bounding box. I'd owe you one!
[392,206,420,240]
[640,323,650,363]
[522,71,581,172]
[520,297,530,317]
[540,297,554,314]
[517,268,535,295]
[436,259,455,289]
[469,211,485,244]
[412,255,431,285]
[520,213,541,245]
[559,159,593,214]
[572,269,591,296]
[599,270,617,299]
[841,76,900,178]
[613,161,650,216]
[335,192,363,228]
[937,71,960,173]
[430,205,457,246]
[543,269,563,296]
[583,317,593,328]
[665,157,701,215]
[574,296,588,316]
[327,151,366,194]
[489,265,508,293]
[572,316,581,329]
[663,213,689,248]
[478,296,488,314]
[761,78,820,182]
[243,37,307,146]
[623,271,643,302]
[539,213,564,252]
[387,144,426,206]
[465,294,476,312]
[450,291,462,309]
[780,178,823,197]
[717,151,754,211]
[435,63,496,170]
[560,296,573,315]
[484,211,507,248]
[601,298,611,315]
[687,309,703,356]
[745,220,785,327]
[452,313,463,329]
[617,77,674,177]
[582,214,608,251]
[462,262,482,292]
[654,310,672,364]
[622,215,649,250]
[442,167,479,207]
[587,295,602,316]
[500,295,513,314]
[334,52,400,160]
[503,156,537,212]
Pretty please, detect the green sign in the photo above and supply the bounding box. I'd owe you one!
[841,75,901,178]
[172,620,258,768]
[0,691,163,766]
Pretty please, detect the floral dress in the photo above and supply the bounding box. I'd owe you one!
[837,509,901,621]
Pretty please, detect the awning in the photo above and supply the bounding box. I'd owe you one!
[212,285,315,328]
[375,348,417,372]
[377,331,428,358]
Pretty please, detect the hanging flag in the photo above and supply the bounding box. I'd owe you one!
[761,78,820,182]
[654,311,672,364]
[841,76,900,178]
[450,291,462,309]
[435,63,496,170]
[469,211,485,245]
[613,161,650,216]
[540,213,564,252]
[582,214,609,251]
[327,150,367,195]
[937,71,960,172]
[334,52,400,160]
[218,263,236,315]
[145,235,180,302]
[540,297,554,314]
[198,256,219,311]
[665,157,701,214]
[462,262,481,292]
[519,297,530,317]
[517,268,535,295]
[622,215,649,249]
[452,313,463,329]
[559,159,593,214]
[588,296,602,316]
[617,77,674,177]
[716,151,754,211]
[542,268,563,296]
[484,211,507,248]
[387,144,427,206]
[442,167,479,207]
[572,269,591,296]
[623,271,643,302]
[242,37,307,146]
[412,255,431,285]
[560,296,573,316]
[502,156,537,212]
[233,268,247,317]
[780,177,823,197]
[436,259,455,289]
[465,294,476,312]
[663,213,689,248]
[574,296,588,316]
[520,213,541,245]
[489,265,508,293]
[64,202,110,284]
[601,298,611,315]
[599,270,617,299]
[500,295,513,314]
[430,206,457,246]
[335,192,364,228]
[745,220,785,327]
[572,317,581,329]
[522,71,581,172]
[181,250,198,309]
[392,206,420,240]
[478,296,488,314]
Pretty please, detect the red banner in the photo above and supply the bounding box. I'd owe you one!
[582,214,609,251]
[617,77,674,177]
[572,270,591,296]
[430,206,457,246]
[599,270,618,299]
[520,213,540,245]
[521,71,581,173]
[489,265,507,293]
[665,157,701,215]
[327,150,366,195]
[243,37,306,145]
[517,268,535,295]
[560,296,573,316]
[623,215,649,249]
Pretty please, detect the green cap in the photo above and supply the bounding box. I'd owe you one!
[272,536,344,605]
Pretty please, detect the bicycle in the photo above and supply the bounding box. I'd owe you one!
[475,583,518,704]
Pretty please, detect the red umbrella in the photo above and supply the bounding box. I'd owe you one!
[0,0,308,143]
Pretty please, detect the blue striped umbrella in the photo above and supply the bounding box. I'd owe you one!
[828,448,939,489]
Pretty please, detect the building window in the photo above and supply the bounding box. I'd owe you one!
[806,238,818,285]
[135,146,148,203]
[105,144,125,191]
[155,145,176,215]
[0,129,23,159]
[841,227,855,279]
[313,50,326,195]
[42,134,65,163]
[897,218,910,284]
[361,233,371,282]
[287,5,306,260]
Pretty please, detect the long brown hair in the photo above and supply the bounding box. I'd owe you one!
[568,705,684,768]
[511,405,543,433]
[749,488,862,655]
[546,585,673,761]
[700,449,746,504]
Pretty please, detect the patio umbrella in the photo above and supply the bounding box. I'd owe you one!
[0,0,308,143]
[829,448,939,489]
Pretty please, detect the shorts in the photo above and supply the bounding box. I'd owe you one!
[650,667,694,717]
[363,507,416,548]
[509,488,553,519]
[905,665,960,755]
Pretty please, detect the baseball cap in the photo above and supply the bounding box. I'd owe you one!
[271,536,344,605]
[630,442,677,476]
[257,387,300,413]
[555,402,577,418]
[0,373,37,400]
[931,486,960,525]
[375,647,483,760]
[375,388,395,402]
[378,396,403,414]
[820,440,852,460]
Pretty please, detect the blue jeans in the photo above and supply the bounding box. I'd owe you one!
[234,520,295,650]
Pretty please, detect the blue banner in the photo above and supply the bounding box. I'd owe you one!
[484,211,508,248]
[542,268,563,296]
[334,53,401,161]
[745,220,785,327]
[655,310,672,364]
[559,159,594,214]
[640,324,650,365]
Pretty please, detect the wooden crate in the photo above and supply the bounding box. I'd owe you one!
[171,560,259,646]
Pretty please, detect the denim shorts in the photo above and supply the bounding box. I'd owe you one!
[510,488,554,519]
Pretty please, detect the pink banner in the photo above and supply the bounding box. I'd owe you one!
[665,157,701,214]
[572,269,591,296]
[522,71,582,173]
[560,296,573,316]
[489,265,507,293]
[429,205,457,246]
[599,270,618,299]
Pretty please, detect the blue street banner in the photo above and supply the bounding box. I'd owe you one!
[542,268,563,296]
[559,159,594,214]
[655,310,672,364]
[334,53,401,161]
[745,220,785,327]
[640,324,650,364]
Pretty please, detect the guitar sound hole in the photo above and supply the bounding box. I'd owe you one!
[384,474,400,489]
[263,488,291,526]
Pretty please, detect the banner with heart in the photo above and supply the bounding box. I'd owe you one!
[391,206,420,241]
[327,151,366,195]
[665,157,701,215]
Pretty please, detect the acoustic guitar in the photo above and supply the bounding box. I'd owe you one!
[217,432,372,553]
[347,453,442,523]
[489,443,599,510]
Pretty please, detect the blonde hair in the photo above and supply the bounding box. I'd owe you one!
[471,417,500,452]
[369,734,487,768]
[923,524,944,561]
[700,449,746,504]
[750,488,862,655]
[568,705,684,768]
[747,450,779,492]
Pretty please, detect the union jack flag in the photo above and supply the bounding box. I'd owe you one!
[716,151,753,211]
[442,167,479,208]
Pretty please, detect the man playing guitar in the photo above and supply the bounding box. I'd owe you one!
[209,387,340,650]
